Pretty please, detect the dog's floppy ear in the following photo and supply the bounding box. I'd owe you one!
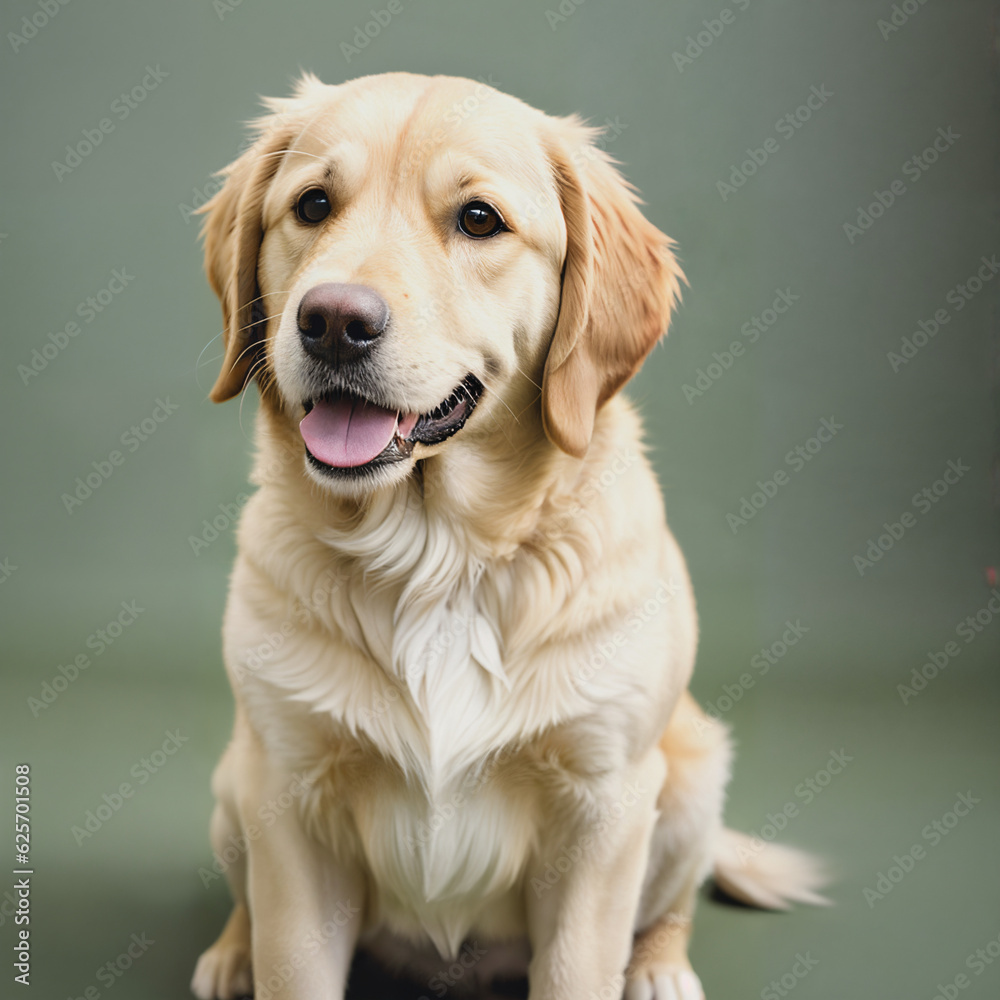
[199,119,300,402]
[541,118,684,458]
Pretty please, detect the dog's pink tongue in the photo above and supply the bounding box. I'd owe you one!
[299,397,399,468]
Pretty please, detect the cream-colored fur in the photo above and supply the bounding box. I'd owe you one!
[191,72,825,1000]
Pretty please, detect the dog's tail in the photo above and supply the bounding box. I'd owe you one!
[713,828,831,910]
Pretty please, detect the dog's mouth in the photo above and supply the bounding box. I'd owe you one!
[299,374,484,476]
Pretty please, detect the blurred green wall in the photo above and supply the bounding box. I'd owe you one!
[1,2,998,998]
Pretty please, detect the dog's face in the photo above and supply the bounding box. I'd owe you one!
[202,73,683,495]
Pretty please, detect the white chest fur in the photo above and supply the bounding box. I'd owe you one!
[351,761,536,959]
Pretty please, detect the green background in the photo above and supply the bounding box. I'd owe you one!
[1,0,998,997]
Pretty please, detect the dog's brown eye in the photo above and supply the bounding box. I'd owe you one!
[296,188,331,224]
[459,201,504,239]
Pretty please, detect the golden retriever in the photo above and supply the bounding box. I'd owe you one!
[191,72,825,1000]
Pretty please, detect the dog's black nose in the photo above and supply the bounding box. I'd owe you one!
[297,283,389,366]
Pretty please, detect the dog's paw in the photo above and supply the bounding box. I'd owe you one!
[190,941,252,1000]
[624,963,704,1000]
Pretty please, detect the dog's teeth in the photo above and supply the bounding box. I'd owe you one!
[424,384,477,427]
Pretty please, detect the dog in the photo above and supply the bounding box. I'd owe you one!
[190,72,826,1000]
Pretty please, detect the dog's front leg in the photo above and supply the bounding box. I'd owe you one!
[237,733,364,1000]
[525,750,666,1000]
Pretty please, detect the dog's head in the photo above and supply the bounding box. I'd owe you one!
[201,72,682,495]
